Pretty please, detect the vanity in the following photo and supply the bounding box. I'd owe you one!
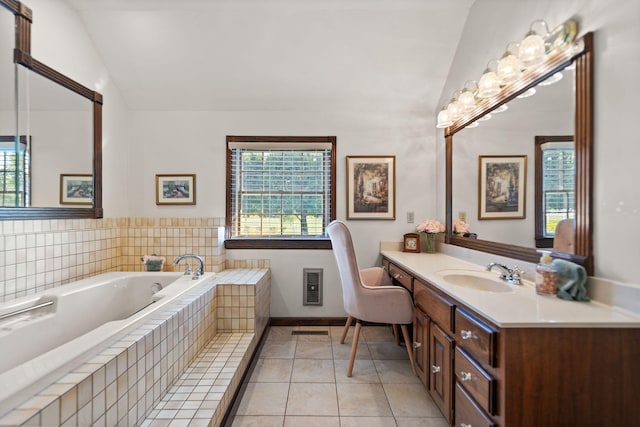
[382,251,640,427]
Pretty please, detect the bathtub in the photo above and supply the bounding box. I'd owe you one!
[0,271,215,415]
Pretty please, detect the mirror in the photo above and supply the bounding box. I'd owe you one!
[445,33,593,273]
[0,0,103,219]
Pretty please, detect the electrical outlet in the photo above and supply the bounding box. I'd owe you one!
[407,211,415,223]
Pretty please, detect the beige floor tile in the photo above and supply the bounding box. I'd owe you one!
[231,415,285,426]
[368,342,410,360]
[333,360,380,384]
[374,360,421,384]
[336,383,393,417]
[291,359,335,383]
[250,358,294,383]
[329,325,352,342]
[259,341,297,359]
[361,326,396,342]
[383,383,442,418]
[283,416,340,426]
[331,340,372,360]
[295,341,334,359]
[235,383,289,416]
[266,327,297,341]
[395,418,449,427]
[339,416,397,427]
[286,383,338,416]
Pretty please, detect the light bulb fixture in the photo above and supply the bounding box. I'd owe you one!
[538,71,563,86]
[497,42,522,85]
[519,20,549,68]
[447,91,463,121]
[458,80,478,113]
[477,60,501,98]
[436,106,453,128]
[517,87,536,99]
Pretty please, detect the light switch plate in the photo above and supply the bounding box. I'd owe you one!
[407,212,415,223]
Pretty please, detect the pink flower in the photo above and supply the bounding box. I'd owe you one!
[453,219,471,233]
[416,219,445,234]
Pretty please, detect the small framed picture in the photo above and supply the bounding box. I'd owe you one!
[156,174,196,205]
[478,155,527,220]
[346,155,396,220]
[60,174,93,205]
[403,233,420,253]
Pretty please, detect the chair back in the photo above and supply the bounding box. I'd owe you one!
[326,221,365,317]
[553,218,575,254]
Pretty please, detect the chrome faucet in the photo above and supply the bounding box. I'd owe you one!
[486,262,524,285]
[174,254,204,279]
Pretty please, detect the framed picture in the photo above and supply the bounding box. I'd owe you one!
[478,155,526,220]
[346,155,395,219]
[403,233,420,253]
[156,174,196,205]
[60,174,93,205]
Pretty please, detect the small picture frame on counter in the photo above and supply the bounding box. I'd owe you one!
[403,233,420,253]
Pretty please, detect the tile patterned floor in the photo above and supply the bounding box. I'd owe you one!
[229,325,448,427]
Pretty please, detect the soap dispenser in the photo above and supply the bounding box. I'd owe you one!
[536,250,557,296]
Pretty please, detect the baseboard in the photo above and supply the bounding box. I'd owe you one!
[269,317,348,326]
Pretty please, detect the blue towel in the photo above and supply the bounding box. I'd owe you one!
[552,259,590,302]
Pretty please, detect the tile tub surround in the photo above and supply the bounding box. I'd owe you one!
[0,268,270,427]
[0,217,226,303]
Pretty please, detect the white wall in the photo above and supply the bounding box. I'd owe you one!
[437,0,640,287]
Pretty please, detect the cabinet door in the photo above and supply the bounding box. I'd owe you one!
[413,308,429,385]
[429,321,453,423]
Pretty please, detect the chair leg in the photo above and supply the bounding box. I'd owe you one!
[347,320,362,377]
[400,324,417,376]
[340,316,353,344]
[392,324,400,345]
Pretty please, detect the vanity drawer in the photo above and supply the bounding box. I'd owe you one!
[414,278,454,332]
[455,309,498,367]
[455,383,496,427]
[388,263,413,291]
[455,347,496,415]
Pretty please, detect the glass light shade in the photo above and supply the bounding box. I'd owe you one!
[436,107,453,128]
[477,70,501,98]
[517,87,536,98]
[497,53,522,84]
[519,20,549,68]
[458,89,476,113]
[447,95,463,121]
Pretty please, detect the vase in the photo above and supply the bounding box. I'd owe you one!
[420,233,437,253]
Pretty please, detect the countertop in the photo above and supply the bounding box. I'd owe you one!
[381,250,640,328]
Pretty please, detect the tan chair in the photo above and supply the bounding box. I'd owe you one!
[327,220,416,377]
[553,218,575,254]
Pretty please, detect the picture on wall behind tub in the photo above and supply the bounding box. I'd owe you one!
[346,155,395,219]
[60,174,93,205]
[156,174,196,205]
[478,155,526,219]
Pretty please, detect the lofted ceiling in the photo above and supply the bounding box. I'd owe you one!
[65,0,475,113]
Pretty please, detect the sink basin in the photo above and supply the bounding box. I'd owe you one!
[436,270,514,293]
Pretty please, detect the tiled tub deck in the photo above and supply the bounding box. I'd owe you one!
[0,268,270,427]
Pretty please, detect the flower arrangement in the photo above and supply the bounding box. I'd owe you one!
[453,218,471,234]
[416,219,445,234]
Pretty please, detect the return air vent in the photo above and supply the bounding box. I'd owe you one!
[303,268,323,306]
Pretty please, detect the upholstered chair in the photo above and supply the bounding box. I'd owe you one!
[553,218,575,254]
[327,220,416,377]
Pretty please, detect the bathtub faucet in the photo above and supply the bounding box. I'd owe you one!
[174,254,204,279]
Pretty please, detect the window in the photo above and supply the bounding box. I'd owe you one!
[225,136,336,249]
[535,135,574,247]
[0,136,30,207]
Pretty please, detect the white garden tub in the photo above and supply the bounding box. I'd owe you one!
[0,271,214,414]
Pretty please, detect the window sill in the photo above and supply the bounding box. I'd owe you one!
[224,238,332,250]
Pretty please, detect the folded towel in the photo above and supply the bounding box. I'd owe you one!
[551,259,589,302]
[141,254,165,272]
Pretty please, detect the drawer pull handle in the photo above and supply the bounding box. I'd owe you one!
[393,273,403,279]
[460,424,472,427]
[460,371,473,381]
[431,365,441,374]
[413,341,422,349]
[461,329,474,340]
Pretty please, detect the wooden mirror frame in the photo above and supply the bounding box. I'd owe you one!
[0,0,103,219]
[445,33,593,273]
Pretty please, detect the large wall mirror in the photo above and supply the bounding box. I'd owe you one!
[0,0,103,219]
[445,32,593,273]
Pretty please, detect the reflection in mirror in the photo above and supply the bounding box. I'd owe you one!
[0,135,30,206]
[451,65,574,248]
[16,65,93,207]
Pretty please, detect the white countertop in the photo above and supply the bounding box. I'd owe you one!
[381,251,640,328]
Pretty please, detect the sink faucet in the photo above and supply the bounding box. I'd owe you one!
[174,254,204,279]
[486,262,523,285]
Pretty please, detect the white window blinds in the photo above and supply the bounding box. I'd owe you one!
[542,145,575,237]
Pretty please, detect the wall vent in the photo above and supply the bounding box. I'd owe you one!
[303,268,323,306]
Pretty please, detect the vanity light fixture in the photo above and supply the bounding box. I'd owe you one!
[436,106,453,128]
[447,91,464,121]
[458,80,478,113]
[519,20,549,69]
[477,60,501,98]
[497,42,522,84]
